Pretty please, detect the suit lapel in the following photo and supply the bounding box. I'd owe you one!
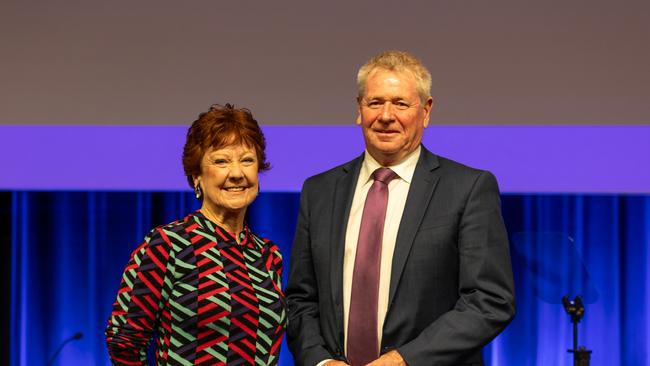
[388,148,440,305]
[330,155,363,339]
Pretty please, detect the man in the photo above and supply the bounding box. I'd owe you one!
[286,50,515,366]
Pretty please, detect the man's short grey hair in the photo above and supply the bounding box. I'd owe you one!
[357,50,432,104]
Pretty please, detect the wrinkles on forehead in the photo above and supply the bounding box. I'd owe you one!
[361,67,427,104]
[363,70,419,100]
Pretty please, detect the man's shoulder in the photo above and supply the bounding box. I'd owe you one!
[435,154,484,175]
[428,151,500,194]
[302,155,362,188]
[422,148,497,183]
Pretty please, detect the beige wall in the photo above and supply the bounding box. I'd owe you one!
[1,0,649,125]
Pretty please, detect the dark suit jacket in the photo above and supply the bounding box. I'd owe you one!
[286,147,515,366]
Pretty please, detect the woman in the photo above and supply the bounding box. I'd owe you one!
[106,104,285,365]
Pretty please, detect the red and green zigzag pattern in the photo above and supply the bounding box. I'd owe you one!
[106,212,286,365]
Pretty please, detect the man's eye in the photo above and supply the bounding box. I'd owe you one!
[367,101,382,109]
[395,102,410,110]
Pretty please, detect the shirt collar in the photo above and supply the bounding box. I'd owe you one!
[190,210,258,249]
[360,145,421,185]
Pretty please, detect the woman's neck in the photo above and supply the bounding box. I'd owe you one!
[199,205,245,242]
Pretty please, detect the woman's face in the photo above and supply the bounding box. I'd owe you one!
[195,144,259,218]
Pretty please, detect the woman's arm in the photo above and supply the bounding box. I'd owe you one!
[105,227,175,364]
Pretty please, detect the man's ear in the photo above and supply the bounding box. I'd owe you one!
[423,96,434,128]
[356,97,363,125]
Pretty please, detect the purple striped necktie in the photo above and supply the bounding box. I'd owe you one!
[347,167,397,366]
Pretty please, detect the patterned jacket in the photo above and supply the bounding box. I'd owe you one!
[106,211,286,365]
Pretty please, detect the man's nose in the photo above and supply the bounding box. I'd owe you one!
[379,102,395,121]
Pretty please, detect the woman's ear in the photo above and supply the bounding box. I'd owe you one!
[193,177,202,199]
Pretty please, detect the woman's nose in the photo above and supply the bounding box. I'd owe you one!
[228,162,244,179]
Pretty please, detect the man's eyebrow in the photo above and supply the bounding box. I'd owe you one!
[366,96,408,101]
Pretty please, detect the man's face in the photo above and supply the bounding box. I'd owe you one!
[357,69,433,166]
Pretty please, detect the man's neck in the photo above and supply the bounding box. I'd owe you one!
[367,146,421,167]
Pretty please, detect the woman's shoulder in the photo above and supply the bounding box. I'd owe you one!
[249,231,282,257]
[142,213,197,245]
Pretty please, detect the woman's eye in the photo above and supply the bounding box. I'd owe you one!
[213,159,228,165]
[242,158,256,165]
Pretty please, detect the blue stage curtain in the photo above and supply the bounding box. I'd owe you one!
[484,194,650,366]
[7,192,650,365]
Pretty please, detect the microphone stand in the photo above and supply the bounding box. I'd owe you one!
[562,296,592,366]
[47,332,83,366]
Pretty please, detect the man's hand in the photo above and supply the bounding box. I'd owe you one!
[323,361,349,366]
[365,350,407,366]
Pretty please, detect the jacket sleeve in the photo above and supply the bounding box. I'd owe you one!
[285,182,336,366]
[105,227,175,365]
[265,240,284,291]
[263,239,288,359]
[398,171,516,365]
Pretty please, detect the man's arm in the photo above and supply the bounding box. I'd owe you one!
[397,171,516,365]
[286,183,337,366]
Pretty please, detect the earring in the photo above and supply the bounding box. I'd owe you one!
[194,184,202,199]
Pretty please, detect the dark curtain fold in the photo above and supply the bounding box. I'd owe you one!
[4,192,649,365]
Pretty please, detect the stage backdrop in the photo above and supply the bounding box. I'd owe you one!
[7,191,649,365]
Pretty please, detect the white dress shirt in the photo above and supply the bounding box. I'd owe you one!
[343,146,420,355]
[316,147,420,366]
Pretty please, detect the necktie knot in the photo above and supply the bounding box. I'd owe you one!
[372,167,397,184]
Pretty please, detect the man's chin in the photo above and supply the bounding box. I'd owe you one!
[373,132,400,142]
[367,148,405,164]
[369,142,402,155]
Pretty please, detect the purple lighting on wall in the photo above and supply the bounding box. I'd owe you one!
[1,125,648,193]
